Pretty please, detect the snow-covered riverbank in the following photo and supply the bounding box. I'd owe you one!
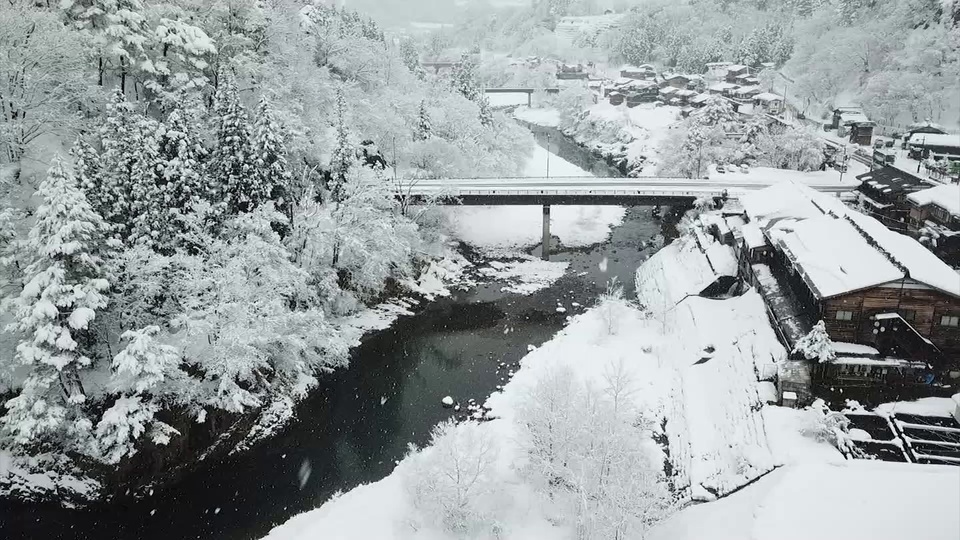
[515,101,681,176]
[259,212,960,540]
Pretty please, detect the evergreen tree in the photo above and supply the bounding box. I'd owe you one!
[211,71,256,214]
[92,90,162,240]
[329,88,354,204]
[451,54,480,101]
[414,100,432,141]
[252,96,292,222]
[71,136,102,205]
[1,157,112,451]
[91,326,183,464]
[154,97,211,251]
[794,320,836,363]
[478,96,494,127]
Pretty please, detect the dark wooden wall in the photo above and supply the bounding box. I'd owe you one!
[822,283,960,360]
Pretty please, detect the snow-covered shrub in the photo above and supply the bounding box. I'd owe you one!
[517,363,671,539]
[597,277,630,336]
[793,320,836,363]
[403,419,503,536]
[801,399,860,456]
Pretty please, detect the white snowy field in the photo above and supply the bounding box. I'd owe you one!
[442,144,626,252]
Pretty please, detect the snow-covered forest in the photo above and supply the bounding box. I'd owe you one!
[0,0,532,496]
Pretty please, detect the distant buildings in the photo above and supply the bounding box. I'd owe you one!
[831,106,875,146]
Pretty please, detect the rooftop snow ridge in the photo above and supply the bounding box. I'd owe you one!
[840,213,909,277]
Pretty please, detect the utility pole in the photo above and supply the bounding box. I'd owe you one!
[546,132,551,178]
[917,135,926,173]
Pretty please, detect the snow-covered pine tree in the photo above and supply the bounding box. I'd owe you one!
[329,88,354,204]
[414,100,432,141]
[793,320,837,363]
[451,54,480,101]
[154,96,211,251]
[91,326,184,464]
[211,70,257,214]
[478,95,493,127]
[692,95,738,130]
[252,96,292,222]
[70,136,102,208]
[1,157,112,451]
[92,90,163,240]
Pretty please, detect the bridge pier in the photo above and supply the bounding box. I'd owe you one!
[542,204,551,260]
[527,92,532,107]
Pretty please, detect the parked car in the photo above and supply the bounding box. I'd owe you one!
[715,164,726,173]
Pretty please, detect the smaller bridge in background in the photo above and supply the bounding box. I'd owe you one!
[483,88,560,106]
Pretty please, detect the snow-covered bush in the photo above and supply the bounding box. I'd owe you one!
[598,277,631,336]
[793,320,836,363]
[517,363,671,539]
[403,419,503,535]
[801,399,861,457]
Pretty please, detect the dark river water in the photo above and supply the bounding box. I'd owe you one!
[0,128,682,540]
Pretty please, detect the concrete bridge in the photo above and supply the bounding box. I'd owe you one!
[483,88,560,106]
[403,176,856,259]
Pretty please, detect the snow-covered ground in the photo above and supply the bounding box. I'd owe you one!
[442,143,625,253]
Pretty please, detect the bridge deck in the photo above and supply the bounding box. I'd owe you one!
[404,176,855,205]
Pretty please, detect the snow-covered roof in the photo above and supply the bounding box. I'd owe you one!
[733,86,761,95]
[906,132,960,149]
[838,110,871,124]
[659,86,679,95]
[743,182,960,299]
[648,460,960,540]
[709,82,738,91]
[726,64,747,72]
[754,92,782,102]
[907,184,960,216]
[741,222,767,249]
[690,93,711,103]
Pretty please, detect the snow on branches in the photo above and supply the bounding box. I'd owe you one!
[1,157,112,451]
[793,320,837,363]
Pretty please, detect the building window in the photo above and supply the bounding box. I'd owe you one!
[940,315,959,327]
[900,309,916,323]
[836,310,854,321]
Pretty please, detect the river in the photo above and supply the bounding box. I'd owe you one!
[0,128,682,540]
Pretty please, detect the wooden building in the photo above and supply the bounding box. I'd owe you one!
[753,92,784,115]
[905,133,960,161]
[832,107,875,146]
[619,64,656,80]
[740,183,960,386]
[725,64,749,83]
[855,166,930,227]
[906,184,960,264]
[660,73,690,89]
